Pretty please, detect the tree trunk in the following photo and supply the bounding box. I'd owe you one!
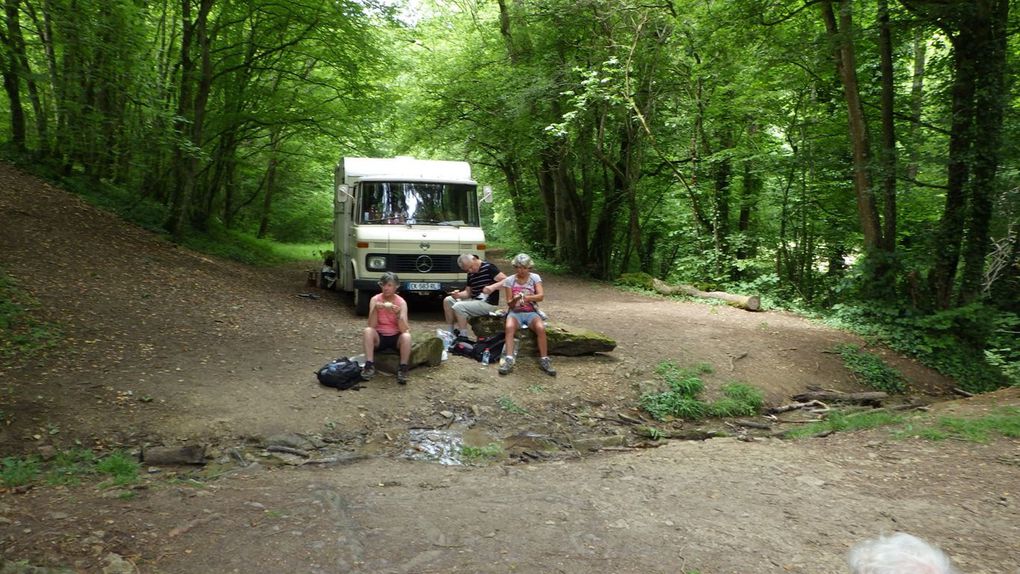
[820,1,882,251]
[877,0,897,253]
[0,0,26,150]
[905,27,926,185]
[957,0,1009,305]
[5,0,46,151]
[257,125,283,239]
[23,0,58,154]
[926,12,976,309]
[167,0,213,239]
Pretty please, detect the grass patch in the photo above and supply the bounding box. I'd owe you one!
[903,407,1020,443]
[784,410,905,438]
[710,383,765,417]
[460,442,504,462]
[640,361,763,421]
[96,450,140,487]
[497,395,529,415]
[46,448,99,486]
[2,448,127,488]
[1,456,40,487]
[787,406,1020,442]
[0,269,62,364]
[835,344,907,394]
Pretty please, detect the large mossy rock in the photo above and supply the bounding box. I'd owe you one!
[371,331,443,373]
[469,315,616,357]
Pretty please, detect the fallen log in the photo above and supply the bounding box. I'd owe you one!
[791,390,887,406]
[650,278,760,311]
[767,399,829,414]
[733,419,773,430]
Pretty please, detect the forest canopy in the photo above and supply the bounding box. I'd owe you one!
[1,0,1017,388]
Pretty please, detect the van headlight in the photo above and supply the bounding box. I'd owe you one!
[366,255,387,270]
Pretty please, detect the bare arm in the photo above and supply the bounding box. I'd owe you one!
[367,297,380,328]
[397,302,410,333]
[528,281,545,304]
[482,271,508,295]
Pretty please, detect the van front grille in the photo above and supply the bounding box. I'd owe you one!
[392,254,459,274]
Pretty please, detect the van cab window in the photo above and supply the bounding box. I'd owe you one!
[359,182,479,226]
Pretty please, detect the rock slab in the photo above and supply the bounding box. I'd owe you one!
[469,315,616,356]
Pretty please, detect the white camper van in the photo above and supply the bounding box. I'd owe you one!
[332,157,491,315]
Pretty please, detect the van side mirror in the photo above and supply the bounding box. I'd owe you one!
[336,184,353,203]
[481,185,493,204]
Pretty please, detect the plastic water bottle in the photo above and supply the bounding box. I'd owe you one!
[481,349,491,365]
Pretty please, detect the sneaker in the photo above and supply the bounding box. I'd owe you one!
[361,362,376,380]
[397,364,409,385]
[539,357,557,377]
[498,356,514,375]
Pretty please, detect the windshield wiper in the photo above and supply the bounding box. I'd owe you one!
[408,219,461,227]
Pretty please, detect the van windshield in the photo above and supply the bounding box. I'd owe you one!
[358,182,479,226]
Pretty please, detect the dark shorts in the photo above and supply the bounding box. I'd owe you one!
[377,333,401,352]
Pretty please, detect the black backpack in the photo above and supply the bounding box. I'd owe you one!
[469,332,506,362]
[315,357,363,390]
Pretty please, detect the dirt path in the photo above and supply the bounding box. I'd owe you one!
[1,162,1018,573]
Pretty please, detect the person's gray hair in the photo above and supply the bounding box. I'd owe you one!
[510,253,533,269]
[457,253,477,267]
[378,272,400,286]
[848,533,957,574]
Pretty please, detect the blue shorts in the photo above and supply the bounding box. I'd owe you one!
[507,311,542,328]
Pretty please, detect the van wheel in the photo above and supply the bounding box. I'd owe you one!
[354,289,371,316]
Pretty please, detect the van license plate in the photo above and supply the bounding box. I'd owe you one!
[406,282,440,291]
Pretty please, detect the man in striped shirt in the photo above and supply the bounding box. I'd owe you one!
[443,253,507,338]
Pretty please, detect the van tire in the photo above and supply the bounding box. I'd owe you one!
[354,289,371,316]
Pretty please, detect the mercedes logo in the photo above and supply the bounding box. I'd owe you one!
[415,255,434,273]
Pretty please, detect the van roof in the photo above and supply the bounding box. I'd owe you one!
[343,157,473,184]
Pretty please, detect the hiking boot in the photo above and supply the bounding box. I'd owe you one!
[498,356,514,376]
[361,362,376,380]
[397,364,409,385]
[539,357,557,377]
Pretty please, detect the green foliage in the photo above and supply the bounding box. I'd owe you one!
[179,223,329,267]
[985,312,1020,386]
[95,451,140,486]
[835,344,907,394]
[60,175,169,233]
[0,269,62,364]
[1,456,40,487]
[460,442,504,461]
[827,304,1008,393]
[615,273,655,290]
[641,361,762,421]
